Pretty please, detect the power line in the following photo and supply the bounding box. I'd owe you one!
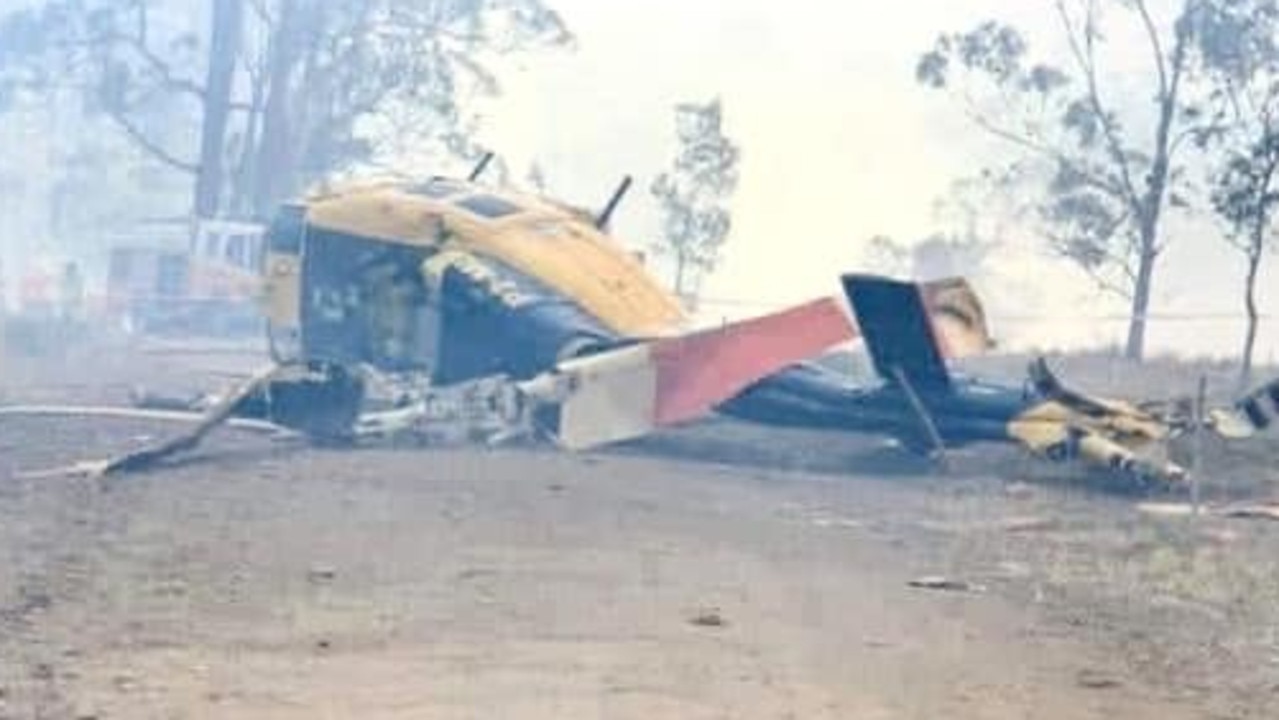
[692,296,1274,322]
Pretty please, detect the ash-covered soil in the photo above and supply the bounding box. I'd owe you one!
[2,337,1278,719]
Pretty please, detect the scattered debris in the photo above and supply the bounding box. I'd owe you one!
[1136,502,1198,517]
[992,561,1032,579]
[111,674,136,693]
[999,516,1058,533]
[1197,527,1240,545]
[689,608,727,628]
[1075,668,1123,690]
[13,586,53,617]
[811,514,864,529]
[1003,481,1035,499]
[908,576,986,593]
[1137,501,1279,522]
[1220,504,1279,521]
[456,567,497,582]
[306,564,337,583]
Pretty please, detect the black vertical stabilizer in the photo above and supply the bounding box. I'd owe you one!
[840,274,952,393]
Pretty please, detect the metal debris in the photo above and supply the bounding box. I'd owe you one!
[907,576,986,593]
[1220,504,1279,521]
[1137,501,1279,521]
[689,608,728,628]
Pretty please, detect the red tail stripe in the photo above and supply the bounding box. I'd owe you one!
[650,298,855,426]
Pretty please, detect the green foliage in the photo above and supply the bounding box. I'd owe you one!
[916,21,1031,89]
[1195,0,1279,243]
[649,98,740,301]
[919,0,1279,365]
[1193,0,1279,385]
[918,2,1199,295]
[0,0,575,218]
[1212,133,1279,242]
[1193,0,1279,80]
[275,0,571,185]
[917,0,1212,360]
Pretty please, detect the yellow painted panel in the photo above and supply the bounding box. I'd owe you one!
[1006,400,1073,451]
[262,252,301,326]
[306,187,449,248]
[1007,397,1169,455]
[475,216,685,337]
[304,184,687,337]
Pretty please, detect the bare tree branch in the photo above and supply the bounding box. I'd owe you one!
[960,97,1127,198]
[247,0,275,28]
[89,2,207,101]
[1052,241,1134,298]
[104,107,199,174]
[1135,0,1173,96]
[1055,0,1144,214]
[110,31,206,100]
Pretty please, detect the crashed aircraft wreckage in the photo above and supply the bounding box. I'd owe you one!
[13,167,1279,486]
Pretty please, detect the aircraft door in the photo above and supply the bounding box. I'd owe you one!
[263,204,306,361]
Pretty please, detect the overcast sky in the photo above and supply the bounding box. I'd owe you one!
[0,0,1271,360]
[477,0,1274,360]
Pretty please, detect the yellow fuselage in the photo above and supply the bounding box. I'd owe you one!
[263,179,686,340]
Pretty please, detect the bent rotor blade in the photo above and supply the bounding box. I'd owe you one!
[550,297,855,451]
[1027,357,1112,417]
[0,404,287,434]
[44,363,290,478]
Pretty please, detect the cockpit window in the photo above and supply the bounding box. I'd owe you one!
[406,177,468,198]
[455,193,523,219]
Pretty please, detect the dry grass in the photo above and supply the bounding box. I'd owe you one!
[958,347,1273,404]
[5,338,1279,716]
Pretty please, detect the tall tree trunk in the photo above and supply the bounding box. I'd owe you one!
[229,70,266,216]
[1240,246,1262,392]
[192,0,243,224]
[291,13,334,192]
[1126,113,1174,362]
[1124,5,1187,362]
[1125,126,1173,362]
[251,0,304,219]
[1240,156,1279,391]
[1125,241,1157,361]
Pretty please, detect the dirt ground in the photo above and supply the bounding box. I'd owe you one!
[2,338,1279,719]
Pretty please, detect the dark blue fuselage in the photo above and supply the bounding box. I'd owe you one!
[717,362,1032,450]
[295,231,1033,451]
[428,255,1035,451]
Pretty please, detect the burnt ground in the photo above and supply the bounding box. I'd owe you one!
[2,337,1279,718]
